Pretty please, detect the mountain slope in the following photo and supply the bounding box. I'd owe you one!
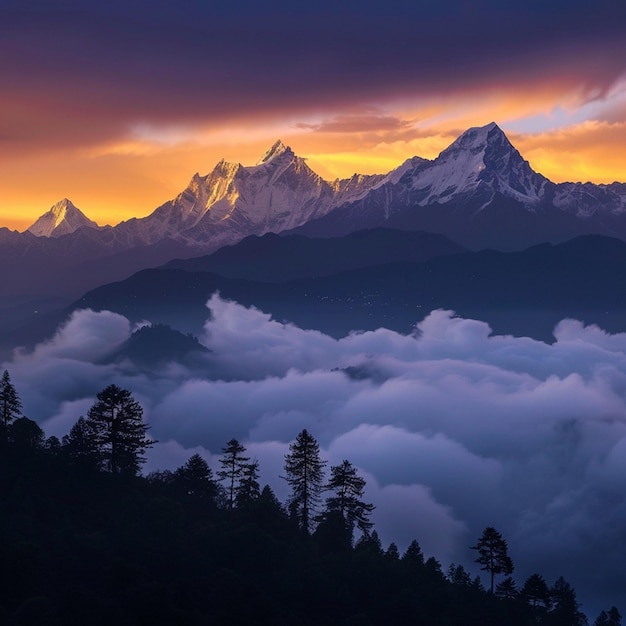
[163,228,465,281]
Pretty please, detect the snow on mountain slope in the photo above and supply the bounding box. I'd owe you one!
[401,122,549,208]
[291,122,626,249]
[26,198,100,237]
[553,181,626,217]
[113,140,387,252]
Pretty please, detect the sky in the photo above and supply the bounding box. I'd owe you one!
[3,1,626,617]
[4,293,626,618]
[1,0,625,230]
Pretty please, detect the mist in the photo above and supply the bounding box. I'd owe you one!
[4,293,626,615]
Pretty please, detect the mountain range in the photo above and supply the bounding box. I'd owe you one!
[2,122,625,304]
[2,121,626,358]
[73,232,626,341]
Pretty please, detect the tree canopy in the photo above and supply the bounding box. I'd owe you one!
[283,429,326,534]
[0,369,22,433]
[322,458,374,540]
[85,384,155,476]
[471,526,514,593]
[216,438,249,510]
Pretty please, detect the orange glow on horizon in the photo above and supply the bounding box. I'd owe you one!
[1,85,624,230]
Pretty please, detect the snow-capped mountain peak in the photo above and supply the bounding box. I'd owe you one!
[404,122,548,206]
[257,139,291,165]
[119,140,343,250]
[26,198,99,237]
[442,121,505,153]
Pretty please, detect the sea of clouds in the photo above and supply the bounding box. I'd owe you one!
[5,293,626,615]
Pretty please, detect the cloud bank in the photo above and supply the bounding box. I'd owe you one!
[4,293,626,615]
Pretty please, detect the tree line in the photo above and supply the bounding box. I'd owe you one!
[0,369,621,625]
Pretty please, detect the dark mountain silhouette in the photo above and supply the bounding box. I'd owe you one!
[101,323,209,369]
[7,233,625,356]
[163,228,466,281]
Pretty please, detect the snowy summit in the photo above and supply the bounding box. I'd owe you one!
[26,198,99,238]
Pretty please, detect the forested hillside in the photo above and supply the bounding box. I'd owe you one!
[0,371,620,625]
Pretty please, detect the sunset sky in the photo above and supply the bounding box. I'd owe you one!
[1,0,625,230]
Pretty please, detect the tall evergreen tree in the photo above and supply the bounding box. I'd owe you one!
[322,459,374,539]
[521,573,551,609]
[385,542,400,561]
[549,576,588,626]
[282,429,326,534]
[62,416,100,468]
[402,539,424,565]
[596,611,611,626]
[448,563,473,586]
[470,526,514,593]
[235,460,261,507]
[216,438,249,510]
[0,369,22,432]
[596,609,622,626]
[174,453,219,504]
[608,607,623,626]
[85,384,155,476]
[9,417,44,450]
[254,484,288,530]
[354,529,384,557]
[495,576,518,599]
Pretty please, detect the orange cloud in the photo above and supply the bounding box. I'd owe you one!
[514,121,626,184]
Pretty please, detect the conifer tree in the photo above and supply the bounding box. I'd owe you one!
[385,542,400,561]
[62,416,100,467]
[608,607,623,626]
[322,459,374,539]
[235,460,260,507]
[9,417,44,450]
[595,611,611,626]
[85,384,155,476]
[217,438,249,510]
[521,573,551,609]
[0,369,22,433]
[354,529,383,556]
[471,526,514,593]
[596,609,621,626]
[448,563,472,586]
[282,429,326,534]
[175,453,219,504]
[255,484,287,525]
[495,576,518,599]
[402,539,425,565]
[550,576,587,626]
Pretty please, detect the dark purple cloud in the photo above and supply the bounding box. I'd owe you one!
[295,113,413,134]
[1,0,624,151]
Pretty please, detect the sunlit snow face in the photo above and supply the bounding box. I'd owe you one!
[5,293,626,614]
